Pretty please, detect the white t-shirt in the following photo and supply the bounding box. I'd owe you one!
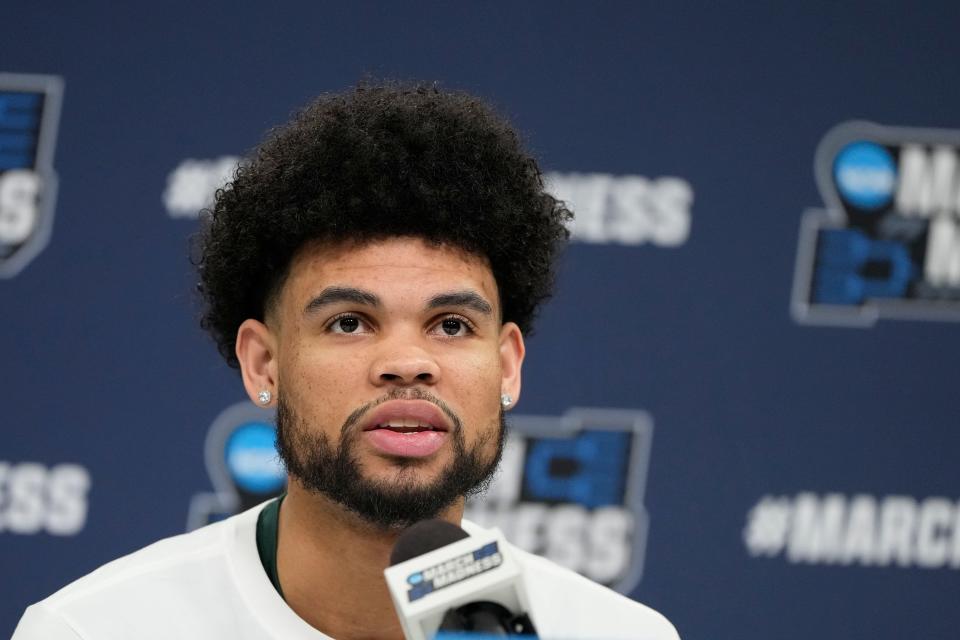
[14,503,679,640]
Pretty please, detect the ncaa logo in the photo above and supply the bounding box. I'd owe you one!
[0,73,63,277]
[832,141,897,211]
[187,401,286,530]
[793,121,960,325]
[465,408,653,594]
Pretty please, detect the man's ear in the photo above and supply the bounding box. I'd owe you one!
[498,322,525,408]
[235,319,279,406]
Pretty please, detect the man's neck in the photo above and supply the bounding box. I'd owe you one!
[276,481,464,640]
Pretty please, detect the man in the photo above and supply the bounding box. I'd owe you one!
[14,82,678,639]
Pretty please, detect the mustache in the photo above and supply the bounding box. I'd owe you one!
[340,388,463,436]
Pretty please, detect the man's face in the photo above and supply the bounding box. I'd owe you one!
[245,236,524,528]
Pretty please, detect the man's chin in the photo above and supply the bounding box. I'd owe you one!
[332,478,463,529]
[361,458,452,486]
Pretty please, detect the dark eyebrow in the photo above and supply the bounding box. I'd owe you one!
[426,290,493,316]
[304,286,381,314]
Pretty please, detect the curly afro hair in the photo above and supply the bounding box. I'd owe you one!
[197,81,572,369]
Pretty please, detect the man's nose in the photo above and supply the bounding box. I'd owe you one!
[369,338,441,386]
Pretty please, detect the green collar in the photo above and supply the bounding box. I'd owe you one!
[255,495,285,599]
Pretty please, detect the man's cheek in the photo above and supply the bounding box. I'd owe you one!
[444,351,499,383]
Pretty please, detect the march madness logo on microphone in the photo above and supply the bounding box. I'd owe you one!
[465,408,653,595]
[792,121,960,325]
[0,73,63,278]
[405,541,503,602]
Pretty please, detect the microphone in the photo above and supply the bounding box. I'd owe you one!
[385,519,539,639]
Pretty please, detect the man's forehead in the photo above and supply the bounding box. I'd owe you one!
[281,236,500,307]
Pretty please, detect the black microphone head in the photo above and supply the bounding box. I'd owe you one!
[389,519,470,566]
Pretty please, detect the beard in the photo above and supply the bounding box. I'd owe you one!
[275,388,505,529]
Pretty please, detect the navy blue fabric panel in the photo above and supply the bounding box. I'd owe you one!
[3,3,959,639]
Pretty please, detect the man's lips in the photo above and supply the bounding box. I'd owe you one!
[362,399,452,433]
[361,399,452,458]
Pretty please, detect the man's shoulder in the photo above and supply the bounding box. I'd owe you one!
[461,519,679,640]
[515,548,679,640]
[14,504,267,640]
[43,511,237,608]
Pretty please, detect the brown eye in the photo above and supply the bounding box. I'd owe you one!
[441,318,464,336]
[333,316,361,333]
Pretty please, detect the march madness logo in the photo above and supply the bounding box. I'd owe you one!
[0,73,63,278]
[792,121,960,325]
[466,408,653,595]
[186,402,285,530]
[405,541,503,602]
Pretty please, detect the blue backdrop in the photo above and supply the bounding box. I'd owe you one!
[3,3,959,639]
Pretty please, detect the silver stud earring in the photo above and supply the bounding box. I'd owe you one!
[257,390,272,405]
[500,394,513,408]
